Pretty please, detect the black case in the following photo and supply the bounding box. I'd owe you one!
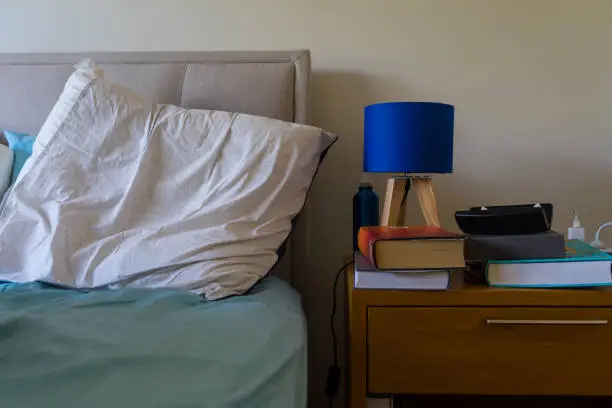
[454,203,553,235]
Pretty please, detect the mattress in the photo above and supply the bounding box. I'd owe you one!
[0,277,306,408]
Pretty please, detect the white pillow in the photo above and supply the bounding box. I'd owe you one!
[0,143,14,196]
[0,60,336,300]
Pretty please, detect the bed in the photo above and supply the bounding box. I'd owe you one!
[0,51,315,408]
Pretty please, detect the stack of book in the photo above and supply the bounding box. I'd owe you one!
[464,229,612,287]
[485,239,612,287]
[355,226,465,289]
[464,231,565,284]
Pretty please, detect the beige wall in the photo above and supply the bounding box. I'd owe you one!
[4,0,612,406]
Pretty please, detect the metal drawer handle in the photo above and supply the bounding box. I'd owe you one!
[485,319,608,326]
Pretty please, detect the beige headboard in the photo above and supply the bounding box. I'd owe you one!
[0,50,312,285]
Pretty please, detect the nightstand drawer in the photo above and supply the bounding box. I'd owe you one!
[368,307,612,395]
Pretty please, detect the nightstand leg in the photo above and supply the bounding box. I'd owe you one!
[348,293,368,408]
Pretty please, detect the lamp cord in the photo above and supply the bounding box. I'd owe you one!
[331,260,354,366]
[327,260,355,408]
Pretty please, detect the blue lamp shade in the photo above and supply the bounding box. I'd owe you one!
[364,102,454,173]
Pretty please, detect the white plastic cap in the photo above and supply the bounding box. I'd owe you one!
[572,209,581,228]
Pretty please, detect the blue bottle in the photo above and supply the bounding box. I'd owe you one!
[353,181,379,250]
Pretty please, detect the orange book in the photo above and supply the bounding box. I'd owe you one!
[358,226,465,270]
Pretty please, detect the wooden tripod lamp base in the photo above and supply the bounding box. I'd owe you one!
[380,176,441,227]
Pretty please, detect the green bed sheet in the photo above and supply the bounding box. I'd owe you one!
[0,277,306,408]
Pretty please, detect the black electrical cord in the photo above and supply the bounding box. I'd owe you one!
[331,260,354,365]
[327,260,355,408]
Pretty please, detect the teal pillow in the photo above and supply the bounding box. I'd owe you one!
[4,130,35,184]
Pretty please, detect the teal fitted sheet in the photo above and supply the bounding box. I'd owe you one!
[0,277,306,408]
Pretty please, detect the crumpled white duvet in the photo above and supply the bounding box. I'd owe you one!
[0,61,335,300]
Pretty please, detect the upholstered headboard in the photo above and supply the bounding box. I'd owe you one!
[0,50,312,285]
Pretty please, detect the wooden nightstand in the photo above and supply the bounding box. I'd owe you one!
[346,265,612,408]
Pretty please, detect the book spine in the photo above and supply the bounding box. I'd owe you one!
[357,227,377,267]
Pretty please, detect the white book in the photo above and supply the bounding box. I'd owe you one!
[355,252,450,290]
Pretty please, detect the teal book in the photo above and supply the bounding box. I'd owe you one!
[486,240,612,288]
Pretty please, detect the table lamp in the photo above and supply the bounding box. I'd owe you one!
[364,102,454,227]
